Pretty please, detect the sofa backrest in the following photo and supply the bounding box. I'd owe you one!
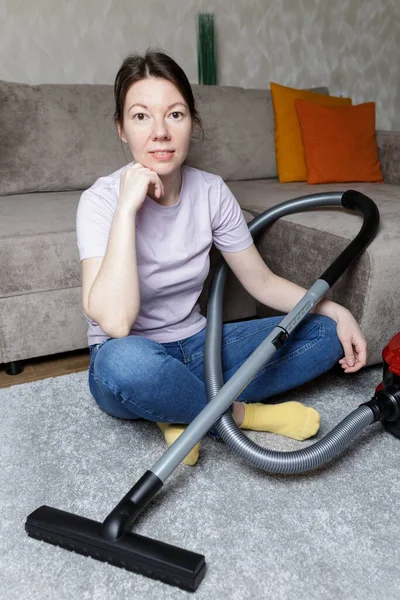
[187,84,279,181]
[0,79,329,195]
[0,81,126,196]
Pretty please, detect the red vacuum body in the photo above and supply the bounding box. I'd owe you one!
[376,332,400,438]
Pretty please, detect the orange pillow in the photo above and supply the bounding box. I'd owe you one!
[294,100,383,184]
[270,82,352,182]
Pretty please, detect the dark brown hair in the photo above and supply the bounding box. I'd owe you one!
[113,47,204,141]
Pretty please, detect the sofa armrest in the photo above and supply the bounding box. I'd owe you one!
[376,130,400,185]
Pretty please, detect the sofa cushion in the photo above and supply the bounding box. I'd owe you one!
[226,178,400,364]
[0,191,82,295]
[270,81,351,183]
[0,190,255,298]
[0,80,278,193]
[186,84,277,180]
[295,100,383,184]
[0,81,130,196]
[226,179,398,244]
[0,191,257,362]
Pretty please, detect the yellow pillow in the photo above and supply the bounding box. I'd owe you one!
[270,82,352,182]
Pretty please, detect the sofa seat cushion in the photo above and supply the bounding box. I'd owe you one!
[226,179,398,242]
[0,191,255,298]
[226,178,399,364]
[0,190,82,296]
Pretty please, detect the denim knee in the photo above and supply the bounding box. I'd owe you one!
[93,336,166,390]
[89,336,173,419]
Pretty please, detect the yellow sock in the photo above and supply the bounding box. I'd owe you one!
[156,423,200,466]
[239,401,320,441]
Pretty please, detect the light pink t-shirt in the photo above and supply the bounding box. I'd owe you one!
[76,163,253,346]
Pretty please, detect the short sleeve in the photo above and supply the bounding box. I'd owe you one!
[212,178,253,252]
[76,189,114,261]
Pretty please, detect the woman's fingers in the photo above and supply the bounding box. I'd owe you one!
[341,338,356,367]
[338,338,367,373]
[153,177,164,198]
[335,308,368,374]
[143,168,164,198]
[355,339,367,368]
[157,178,165,197]
[340,359,361,373]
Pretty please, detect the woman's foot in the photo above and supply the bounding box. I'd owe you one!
[156,423,200,465]
[234,401,320,441]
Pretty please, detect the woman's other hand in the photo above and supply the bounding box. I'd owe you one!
[336,308,368,372]
[315,301,367,372]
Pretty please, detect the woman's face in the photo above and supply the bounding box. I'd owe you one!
[117,77,194,175]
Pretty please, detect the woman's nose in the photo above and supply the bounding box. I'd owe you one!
[151,117,170,139]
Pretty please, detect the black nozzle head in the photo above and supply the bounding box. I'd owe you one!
[26,505,206,592]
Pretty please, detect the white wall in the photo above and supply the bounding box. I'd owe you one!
[1,0,399,129]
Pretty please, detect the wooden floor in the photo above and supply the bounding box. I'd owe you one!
[0,349,90,388]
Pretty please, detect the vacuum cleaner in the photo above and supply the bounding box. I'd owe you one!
[25,190,400,593]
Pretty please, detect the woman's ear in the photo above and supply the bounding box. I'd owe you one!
[116,120,127,144]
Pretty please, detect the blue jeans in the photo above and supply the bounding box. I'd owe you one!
[88,315,343,440]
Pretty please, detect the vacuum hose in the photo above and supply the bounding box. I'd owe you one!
[204,191,380,474]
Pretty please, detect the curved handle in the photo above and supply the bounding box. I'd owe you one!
[319,190,380,287]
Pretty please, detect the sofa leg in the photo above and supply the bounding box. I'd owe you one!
[5,361,24,375]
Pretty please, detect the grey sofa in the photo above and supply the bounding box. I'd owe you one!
[1,80,399,374]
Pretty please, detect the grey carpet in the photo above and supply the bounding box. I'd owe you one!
[1,363,400,600]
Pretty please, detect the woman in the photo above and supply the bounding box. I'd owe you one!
[76,48,367,465]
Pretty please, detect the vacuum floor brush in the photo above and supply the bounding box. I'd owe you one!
[26,190,400,592]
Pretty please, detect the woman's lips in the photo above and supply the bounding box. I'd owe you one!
[150,151,175,161]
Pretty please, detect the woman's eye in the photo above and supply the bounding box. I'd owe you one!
[132,111,184,121]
